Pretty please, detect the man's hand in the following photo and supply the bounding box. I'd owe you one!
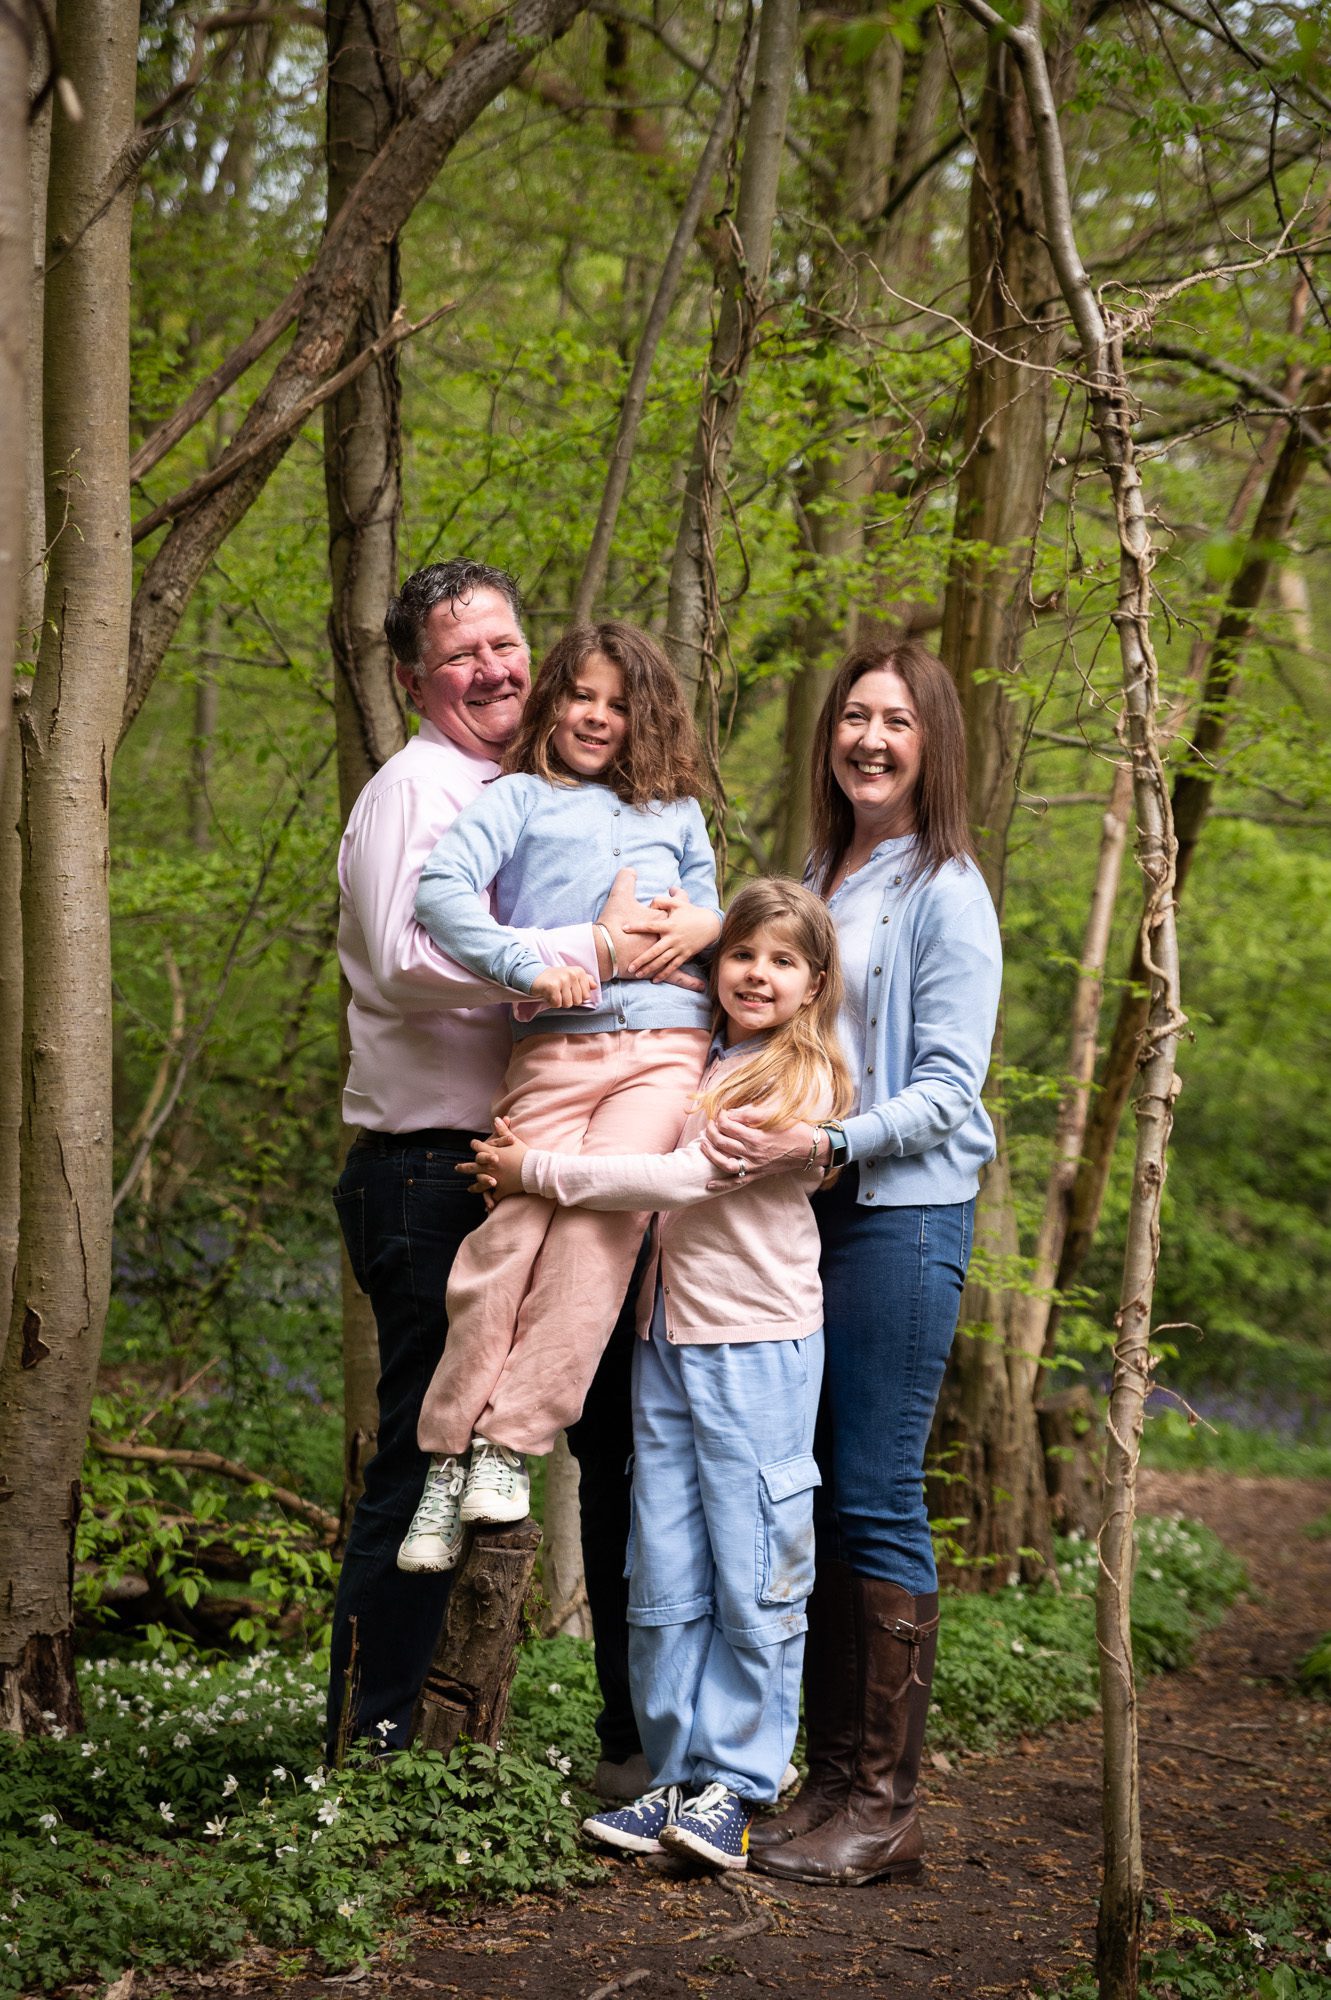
[624,890,721,982]
[457,1116,528,1202]
[596,869,706,993]
[530,964,593,1009]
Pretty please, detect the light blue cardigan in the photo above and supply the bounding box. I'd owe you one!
[829,839,1002,1208]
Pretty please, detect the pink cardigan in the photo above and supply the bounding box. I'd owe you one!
[521,1057,831,1348]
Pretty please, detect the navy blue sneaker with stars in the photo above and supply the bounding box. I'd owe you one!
[659,1781,752,1871]
[582,1784,682,1855]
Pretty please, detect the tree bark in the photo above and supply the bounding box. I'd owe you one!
[0,2,34,777]
[663,0,800,708]
[0,0,136,1737]
[123,0,588,744]
[1048,371,1329,1338]
[413,1521,542,1754]
[926,27,1065,1586]
[949,3,1186,1989]
[572,65,742,625]
[323,0,410,1530]
[541,1432,590,1638]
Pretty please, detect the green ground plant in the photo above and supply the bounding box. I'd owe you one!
[0,1519,1244,1993]
[1040,1871,1331,1999]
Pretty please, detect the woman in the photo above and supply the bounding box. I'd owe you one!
[701,639,1002,1886]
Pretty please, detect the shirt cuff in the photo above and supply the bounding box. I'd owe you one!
[510,925,603,1021]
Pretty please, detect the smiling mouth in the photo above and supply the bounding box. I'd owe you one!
[851,759,894,776]
[467,688,519,708]
[734,992,771,1005]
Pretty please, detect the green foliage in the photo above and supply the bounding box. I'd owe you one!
[1141,1409,1331,1481]
[0,1648,601,1996]
[1039,1872,1331,1999]
[1295,1634,1331,1700]
[931,1518,1245,1752]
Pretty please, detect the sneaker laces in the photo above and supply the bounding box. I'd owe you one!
[615,1785,679,1825]
[470,1439,524,1494]
[680,1781,735,1826]
[415,1457,464,1529]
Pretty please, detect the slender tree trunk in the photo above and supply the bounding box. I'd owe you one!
[1048,372,1329,1337]
[0,0,135,1737]
[323,0,410,1525]
[663,0,800,707]
[927,29,1063,1585]
[123,0,588,743]
[542,1432,590,1638]
[949,4,1186,1989]
[572,68,742,625]
[0,3,33,777]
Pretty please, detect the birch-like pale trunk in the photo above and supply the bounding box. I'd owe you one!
[952,3,1186,1990]
[0,0,135,1736]
[0,3,33,776]
[323,0,410,1528]
[663,0,800,708]
[572,65,742,625]
[541,1434,590,1639]
[1050,366,1330,1339]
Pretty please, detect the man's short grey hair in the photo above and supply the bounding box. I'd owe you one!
[384,560,525,670]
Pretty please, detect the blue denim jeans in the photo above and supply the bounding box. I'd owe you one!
[813,1170,975,1595]
[626,1329,823,1803]
[328,1129,640,1759]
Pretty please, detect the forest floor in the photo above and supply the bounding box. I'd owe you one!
[170,1471,1331,2000]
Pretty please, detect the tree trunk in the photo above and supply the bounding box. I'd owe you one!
[1049,372,1329,1336]
[323,0,410,1529]
[927,30,1064,1586]
[950,4,1186,1988]
[0,2,34,775]
[123,0,589,744]
[663,0,800,707]
[0,0,135,1737]
[541,1432,590,1638]
[414,1521,542,1754]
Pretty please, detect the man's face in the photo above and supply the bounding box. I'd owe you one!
[396,588,532,757]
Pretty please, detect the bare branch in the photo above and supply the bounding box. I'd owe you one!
[89,1438,339,1539]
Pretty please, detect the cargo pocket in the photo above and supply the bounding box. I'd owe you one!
[756,1453,821,1608]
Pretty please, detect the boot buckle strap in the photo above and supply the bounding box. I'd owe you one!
[885,1611,940,1687]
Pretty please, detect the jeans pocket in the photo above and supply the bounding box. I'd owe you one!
[333,1185,369,1294]
[756,1452,821,1608]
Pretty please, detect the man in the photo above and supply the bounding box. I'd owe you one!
[328,557,651,1788]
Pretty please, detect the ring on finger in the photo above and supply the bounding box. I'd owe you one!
[735,1160,748,1181]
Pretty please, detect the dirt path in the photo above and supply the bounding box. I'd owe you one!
[223,1473,1331,2000]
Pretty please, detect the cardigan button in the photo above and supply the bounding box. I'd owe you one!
[866,1065,874,1075]
[873,966,882,975]
[870,1016,877,1026]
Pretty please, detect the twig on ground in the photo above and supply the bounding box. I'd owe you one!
[584,1970,651,2000]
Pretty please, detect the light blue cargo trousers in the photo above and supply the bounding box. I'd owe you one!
[626,1326,824,1804]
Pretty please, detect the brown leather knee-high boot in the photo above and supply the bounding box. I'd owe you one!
[751,1578,939,1885]
[749,1557,860,1852]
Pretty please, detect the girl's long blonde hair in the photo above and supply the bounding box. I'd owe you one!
[699,879,854,1129]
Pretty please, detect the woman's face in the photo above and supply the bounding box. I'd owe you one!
[830,668,922,837]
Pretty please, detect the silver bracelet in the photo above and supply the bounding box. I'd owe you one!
[594,922,619,979]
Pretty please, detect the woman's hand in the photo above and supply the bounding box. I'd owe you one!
[458,1116,529,1202]
[623,889,721,982]
[699,1110,823,1191]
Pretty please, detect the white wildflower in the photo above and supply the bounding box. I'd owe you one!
[36,1813,57,1832]
[158,1801,176,1825]
[454,1849,471,1866]
[39,1711,56,1723]
[337,1902,356,1920]
[1246,1932,1266,1954]
[546,1683,562,1696]
[172,1732,191,1750]
[560,1791,572,1808]
[271,1765,288,1782]
[303,1769,326,1792]
[48,1725,67,1743]
[222,1773,239,1796]
[545,1745,560,1766]
[316,1796,342,1827]
[1011,1639,1026,1655]
[136,1745,149,1759]
[80,1741,95,1757]
[374,1718,394,1738]
[92,1767,106,1780]
[205,1818,226,1838]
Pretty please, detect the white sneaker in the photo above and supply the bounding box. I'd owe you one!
[459,1437,530,1525]
[397,1455,466,1572]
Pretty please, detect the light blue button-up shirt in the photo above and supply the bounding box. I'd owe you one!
[826,836,1001,1207]
[415,773,719,1039]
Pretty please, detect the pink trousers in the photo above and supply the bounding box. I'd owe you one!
[417,1028,709,1458]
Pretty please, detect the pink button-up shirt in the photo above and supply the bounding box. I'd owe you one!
[338,721,599,1134]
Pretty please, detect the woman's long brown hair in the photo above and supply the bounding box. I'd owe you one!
[502,620,708,808]
[807,639,976,895]
[698,879,854,1130]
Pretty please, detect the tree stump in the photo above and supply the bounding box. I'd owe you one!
[1038,1386,1104,1541]
[411,1519,541,1755]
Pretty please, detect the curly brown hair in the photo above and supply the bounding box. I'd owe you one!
[502,621,708,808]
